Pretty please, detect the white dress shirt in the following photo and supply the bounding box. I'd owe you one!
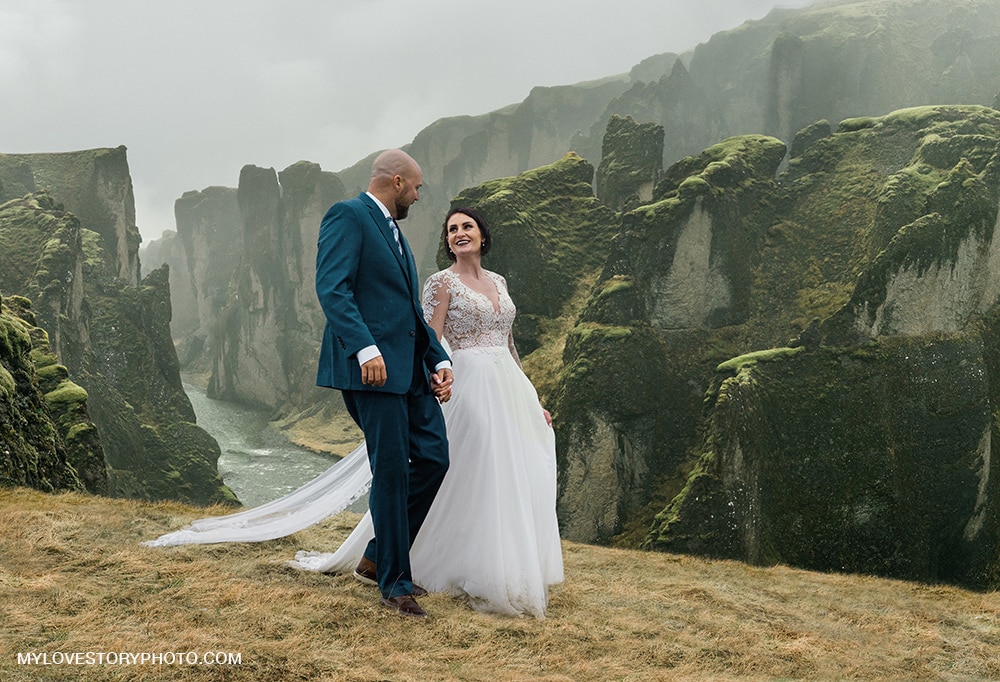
[355,192,451,374]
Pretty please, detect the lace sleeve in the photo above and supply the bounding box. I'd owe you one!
[422,272,440,321]
[508,330,522,369]
[422,271,451,338]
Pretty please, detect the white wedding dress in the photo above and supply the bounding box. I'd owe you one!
[146,268,563,617]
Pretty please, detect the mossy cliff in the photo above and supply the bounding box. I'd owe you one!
[0,159,235,505]
[554,126,787,543]
[595,114,664,212]
[0,147,141,285]
[80,263,235,504]
[649,337,1000,588]
[0,292,88,493]
[209,161,345,414]
[631,105,1000,588]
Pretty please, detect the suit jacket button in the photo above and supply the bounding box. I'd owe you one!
[409,330,416,336]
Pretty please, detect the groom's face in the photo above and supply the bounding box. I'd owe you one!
[394,166,423,220]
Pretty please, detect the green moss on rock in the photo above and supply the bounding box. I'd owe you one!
[595,114,664,211]
[0,178,232,504]
[0,364,15,398]
[650,336,1000,588]
[0,298,84,493]
[44,379,89,406]
[715,346,805,374]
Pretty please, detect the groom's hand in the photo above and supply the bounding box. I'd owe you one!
[361,356,387,386]
[432,368,453,403]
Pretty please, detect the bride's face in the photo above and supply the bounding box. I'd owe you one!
[446,213,483,259]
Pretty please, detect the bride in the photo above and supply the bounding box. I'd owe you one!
[146,207,563,618]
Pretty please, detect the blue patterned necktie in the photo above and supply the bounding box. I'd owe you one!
[388,217,403,255]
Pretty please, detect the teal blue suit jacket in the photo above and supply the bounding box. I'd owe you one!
[315,193,449,394]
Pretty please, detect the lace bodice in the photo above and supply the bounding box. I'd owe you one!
[423,269,518,358]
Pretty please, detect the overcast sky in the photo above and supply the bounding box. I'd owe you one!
[1,0,816,241]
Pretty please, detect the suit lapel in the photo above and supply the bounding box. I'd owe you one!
[360,194,408,272]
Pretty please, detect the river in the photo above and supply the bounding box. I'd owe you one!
[183,378,366,510]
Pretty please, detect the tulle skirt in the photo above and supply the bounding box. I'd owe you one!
[292,345,564,617]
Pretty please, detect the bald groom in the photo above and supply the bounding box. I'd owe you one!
[315,149,452,619]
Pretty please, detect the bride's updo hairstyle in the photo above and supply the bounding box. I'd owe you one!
[443,206,492,262]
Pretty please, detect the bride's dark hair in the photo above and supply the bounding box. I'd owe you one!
[442,207,491,262]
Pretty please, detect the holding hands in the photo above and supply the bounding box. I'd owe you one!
[432,368,454,403]
[361,357,453,404]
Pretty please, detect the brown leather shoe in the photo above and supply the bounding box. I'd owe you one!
[353,556,379,586]
[354,557,428,597]
[380,595,427,619]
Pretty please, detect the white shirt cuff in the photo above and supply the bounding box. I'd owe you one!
[435,360,452,372]
[356,345,381,367]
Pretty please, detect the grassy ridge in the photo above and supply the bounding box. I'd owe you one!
[1,487,998,681]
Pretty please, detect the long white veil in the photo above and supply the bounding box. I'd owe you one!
[142,442,372,547]
[144,336,452,551]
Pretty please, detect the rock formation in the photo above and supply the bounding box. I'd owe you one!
[556,122,787,544]
[129,0,1000,585]
[0,147,141,285]
[595,114,664,211]
[626,105,1000,588]
[208,161,344,411]
[0,291,89,494]
[0,152,235,506]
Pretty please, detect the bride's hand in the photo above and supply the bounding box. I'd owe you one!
[542,408,552,427]
[432,368,453,403]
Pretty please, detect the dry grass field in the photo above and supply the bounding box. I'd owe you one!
[1,486,998,681]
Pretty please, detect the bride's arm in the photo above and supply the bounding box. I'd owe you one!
[507,330,523,369]
[498,273,523,368]
[422,273,450,342]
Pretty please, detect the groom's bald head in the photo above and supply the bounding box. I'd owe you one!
[368,149,423,220]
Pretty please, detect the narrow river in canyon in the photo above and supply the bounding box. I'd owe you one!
[183,377,366,510]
